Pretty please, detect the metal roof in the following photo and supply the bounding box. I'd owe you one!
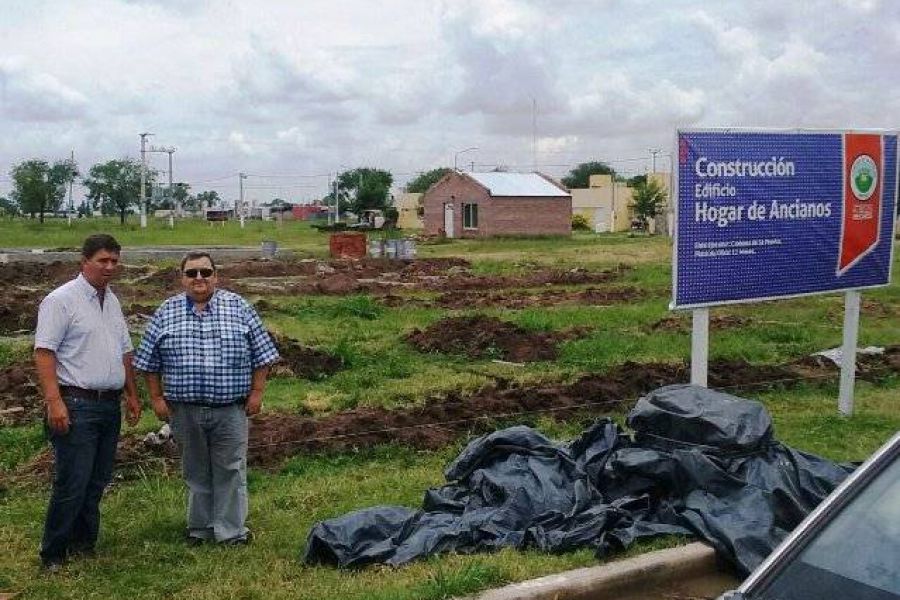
[467,172,570,197]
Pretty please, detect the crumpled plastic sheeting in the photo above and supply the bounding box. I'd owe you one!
[303,384,852,574]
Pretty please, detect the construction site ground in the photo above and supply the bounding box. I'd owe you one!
[1,226,898,600]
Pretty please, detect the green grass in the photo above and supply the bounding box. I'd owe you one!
[1,229,898,599]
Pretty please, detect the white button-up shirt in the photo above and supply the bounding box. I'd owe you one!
[34,273,133,391]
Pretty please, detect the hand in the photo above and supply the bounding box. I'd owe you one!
[245,390,263,416]
[47,398,70,434]
[124,394,142,426]
[150,396,170,422]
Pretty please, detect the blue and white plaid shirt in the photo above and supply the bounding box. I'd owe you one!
[134,289,280,405]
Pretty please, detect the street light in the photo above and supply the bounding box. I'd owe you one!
[453,147,478,171]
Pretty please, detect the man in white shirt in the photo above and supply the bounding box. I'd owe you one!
[33,234,141,571]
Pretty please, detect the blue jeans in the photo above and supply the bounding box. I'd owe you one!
[40,395,121,564]
[169,402,249,542]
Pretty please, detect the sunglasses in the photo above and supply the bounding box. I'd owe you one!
[183,268,215,279]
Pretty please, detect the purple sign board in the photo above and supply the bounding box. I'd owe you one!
[673,129,897,309]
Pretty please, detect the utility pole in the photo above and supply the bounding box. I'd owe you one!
[239,172,247,228]
[532,97,538,172]
[139,132,152,228]
[147,143,175,226]
[167,148,175,227]
[67,149,75,226]
[334,176,339,224]
[162,148,175,227]
[649,148,661,175]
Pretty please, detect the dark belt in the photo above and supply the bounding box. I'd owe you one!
[59,386,123,401]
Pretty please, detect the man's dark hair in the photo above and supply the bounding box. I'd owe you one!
[82,234,121,259]
[180,251,217,272]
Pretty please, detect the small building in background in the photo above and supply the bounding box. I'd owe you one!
[395,192,423,229]
[422,171,571,238]
[570,173,671,233]
[570,174,632,233]
[204,208,234,222]
[292,204,329,221]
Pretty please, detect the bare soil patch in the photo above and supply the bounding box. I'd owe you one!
[247,349,900,468]
[0,361,41,426]
[272,335,345,380]
[0,261,78,288]
[16,347,900,476]
[404,315,590,362]
[0,292,39,335]
[649,314,751,333]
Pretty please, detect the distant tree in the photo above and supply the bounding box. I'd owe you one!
[631,178,667,231]
[627,174,647,187]
[172,183,191,212]
[0,196,20,217]
[9,158,76,223]
[561,161,615,189]
[336,167,393,215]
[83,159,153,225]
[195,190,221,210]
[406,168,451,193]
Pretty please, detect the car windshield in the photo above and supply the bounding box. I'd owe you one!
[755,453,900,600]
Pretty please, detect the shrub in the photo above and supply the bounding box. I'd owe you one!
[571,213,591,231]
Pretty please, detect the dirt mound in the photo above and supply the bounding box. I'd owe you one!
[126,303,157,317]
[244,354,844,468]
[399,258,471,276]
[649,314,751,333]
[20,433,180,480]
[246,372,637,466]
[134,266,181,291]
[273,335,344,380]
[316,273,361,295]
[17,348,900,475]
[218,259,318,279]
[405,315,589,362]
[0,362,41,425]
[0,261,78,287]
[0,296,39,335]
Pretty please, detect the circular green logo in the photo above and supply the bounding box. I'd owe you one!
[850,155,877,201]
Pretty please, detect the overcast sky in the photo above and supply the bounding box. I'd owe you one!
[1,0,898,204]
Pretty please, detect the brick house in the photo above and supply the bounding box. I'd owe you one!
[422,171,571,237]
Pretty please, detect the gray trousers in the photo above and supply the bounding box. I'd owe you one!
[169,402,249,542]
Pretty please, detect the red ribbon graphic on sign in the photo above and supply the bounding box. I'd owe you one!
[838,133,882,275]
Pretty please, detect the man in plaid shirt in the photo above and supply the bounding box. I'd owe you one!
[134,251,279,545]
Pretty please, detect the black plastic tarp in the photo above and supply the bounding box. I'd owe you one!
[303,384,853,574]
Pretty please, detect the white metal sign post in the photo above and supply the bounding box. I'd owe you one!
[691,308,709,387]
[838,290,861,415]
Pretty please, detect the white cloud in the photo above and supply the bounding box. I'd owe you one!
[0,58,89,122]
[1,0,899,199]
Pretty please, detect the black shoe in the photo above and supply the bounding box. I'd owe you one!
[185,535,205,547]
[221,531,252,546]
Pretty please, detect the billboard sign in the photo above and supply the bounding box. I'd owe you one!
[673,129,897,309]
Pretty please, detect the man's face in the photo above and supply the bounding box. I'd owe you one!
[181,257,217,301]
[81,249,120,288]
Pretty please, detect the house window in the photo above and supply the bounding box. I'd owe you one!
[463,203,479,229]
